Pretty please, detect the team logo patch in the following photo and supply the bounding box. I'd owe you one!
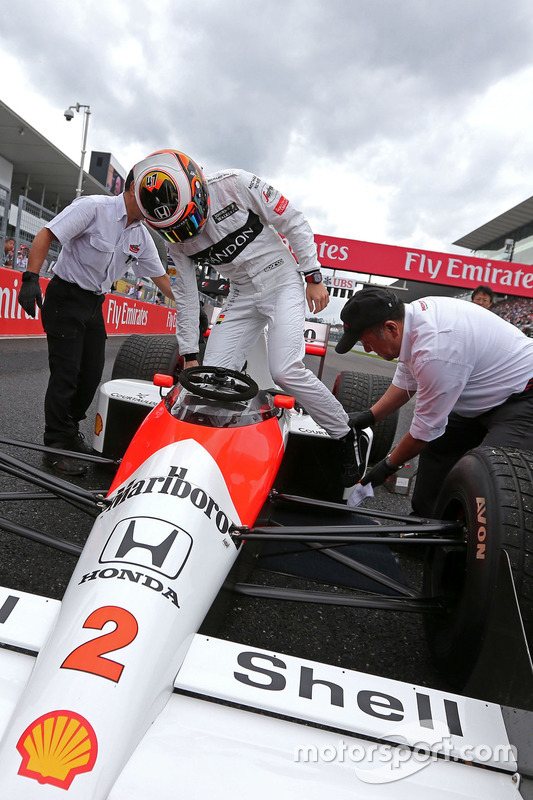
[264,259,283,272]
[213,203,239,223]
[261,184,277,204]
[17,710,98,789]
[274,196,289,215]
[129,244,140,253]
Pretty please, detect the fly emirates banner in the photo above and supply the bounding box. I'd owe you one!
[315,235,533,297]
[0,269,177,337]
[2,236,532,335]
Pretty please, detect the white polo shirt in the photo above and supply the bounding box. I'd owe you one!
[47,194,165,293]
[393,296,533,441]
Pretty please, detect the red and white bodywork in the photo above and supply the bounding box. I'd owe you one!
[0,379,286,796]
[0,373,526,798]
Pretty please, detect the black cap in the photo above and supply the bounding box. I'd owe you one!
[335,287,401,354]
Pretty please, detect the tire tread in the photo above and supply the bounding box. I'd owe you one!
[111,335,181,382]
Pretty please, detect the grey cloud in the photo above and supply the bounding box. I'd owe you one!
[6,0,533,170]
[3,0,533,249]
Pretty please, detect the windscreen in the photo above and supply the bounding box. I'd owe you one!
[165,385,279,428]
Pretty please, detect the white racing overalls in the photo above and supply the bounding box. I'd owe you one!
[169,169,350,438]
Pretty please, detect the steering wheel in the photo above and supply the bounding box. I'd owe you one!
[179,366,259,401]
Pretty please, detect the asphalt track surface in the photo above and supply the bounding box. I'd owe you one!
[0,335,447,692]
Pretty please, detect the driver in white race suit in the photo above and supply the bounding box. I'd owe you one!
[133,149,359,487]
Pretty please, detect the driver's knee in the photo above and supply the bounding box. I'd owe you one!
[270,361,306,390]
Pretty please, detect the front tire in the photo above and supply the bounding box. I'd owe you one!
[423,446,533,686]
[332,371,399,462]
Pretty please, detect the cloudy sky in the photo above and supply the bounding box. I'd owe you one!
[2,0,533,265]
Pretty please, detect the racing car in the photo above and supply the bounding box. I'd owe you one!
[0,333,531,798]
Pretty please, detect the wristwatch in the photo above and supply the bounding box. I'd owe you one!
[305,271,323,284]
[385,455,401,472]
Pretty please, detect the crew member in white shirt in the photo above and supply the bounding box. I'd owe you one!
[17,170,173,476]
[337,287,533,516]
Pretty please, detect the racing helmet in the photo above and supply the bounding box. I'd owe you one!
[134,149,210,243]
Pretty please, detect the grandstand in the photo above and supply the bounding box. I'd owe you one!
[493,296,533,336]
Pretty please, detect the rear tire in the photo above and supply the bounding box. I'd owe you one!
[111,334,183,382]
[423,446,533,686]
[332,371,399,462]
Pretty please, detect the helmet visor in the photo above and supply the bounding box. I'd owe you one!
[157,203,208,243]
[138,172,180,223]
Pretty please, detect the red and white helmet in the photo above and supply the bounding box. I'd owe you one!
[134,149,210,243]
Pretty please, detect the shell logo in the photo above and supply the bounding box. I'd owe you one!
[95,413,103,436]
[17,709,98,789]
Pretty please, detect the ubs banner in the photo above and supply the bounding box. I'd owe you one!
[0,269,177,337]
[315,235,533,298]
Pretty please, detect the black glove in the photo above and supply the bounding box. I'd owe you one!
[18,272,43,318]
[348,409,375,430]
[361,456,400,487]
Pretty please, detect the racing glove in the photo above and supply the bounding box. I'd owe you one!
[360,455,400,487]
[348,409,375,430]
[18,272,43,318]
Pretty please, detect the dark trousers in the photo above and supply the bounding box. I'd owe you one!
[41,276,106,446]
[412,390,533,517]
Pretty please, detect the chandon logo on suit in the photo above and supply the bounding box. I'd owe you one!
[194,211,264,268]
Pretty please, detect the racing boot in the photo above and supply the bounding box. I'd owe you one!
[338,427,360,487]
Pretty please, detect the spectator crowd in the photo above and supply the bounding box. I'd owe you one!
[492,295,533,336]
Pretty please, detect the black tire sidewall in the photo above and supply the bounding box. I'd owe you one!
[424,447,504,682]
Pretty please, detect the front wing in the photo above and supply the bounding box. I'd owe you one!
[0,586,526,798]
